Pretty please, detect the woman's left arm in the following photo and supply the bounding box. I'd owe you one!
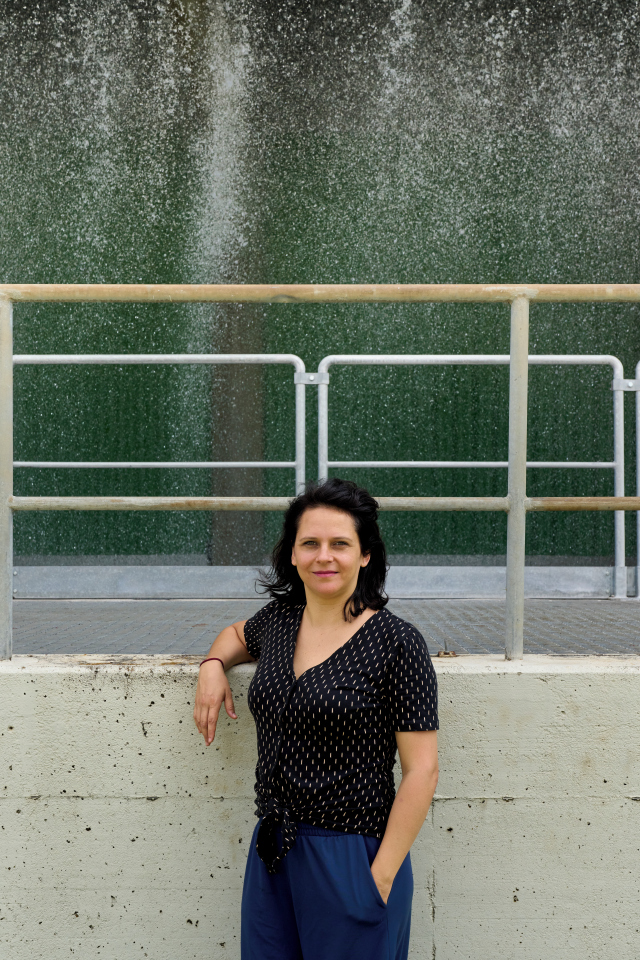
[370,730,439,903]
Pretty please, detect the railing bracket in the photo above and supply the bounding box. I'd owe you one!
[294,372,329,385]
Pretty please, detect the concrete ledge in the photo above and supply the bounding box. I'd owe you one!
[12,564,638,599]
[12,564,265,600]
[4,653,640,674]
[2,654,640,958]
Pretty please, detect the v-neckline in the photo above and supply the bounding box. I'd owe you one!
[291,606,383,683]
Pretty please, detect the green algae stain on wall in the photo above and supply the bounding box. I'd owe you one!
[0,1,639,563]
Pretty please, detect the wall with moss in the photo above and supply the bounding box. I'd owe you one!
[1,1,638,564]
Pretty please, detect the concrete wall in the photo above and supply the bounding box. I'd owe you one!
[12,564,639,599]
[1,655,639,959]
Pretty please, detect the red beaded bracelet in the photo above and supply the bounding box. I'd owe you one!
[199,656,225,669]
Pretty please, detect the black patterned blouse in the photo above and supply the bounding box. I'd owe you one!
[243,600,438,873]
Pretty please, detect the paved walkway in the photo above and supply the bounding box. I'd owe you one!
[12,598,640,657]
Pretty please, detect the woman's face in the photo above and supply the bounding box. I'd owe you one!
[291,506,370,602]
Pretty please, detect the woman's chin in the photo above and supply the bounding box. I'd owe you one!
[306,576,345,597]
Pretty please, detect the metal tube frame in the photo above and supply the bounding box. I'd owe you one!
[505,299,530,657]
[13,353,307,488]
[0,302,12,660]
[317,349,626,615]
[636,362,640,598]
[1,284,640,661]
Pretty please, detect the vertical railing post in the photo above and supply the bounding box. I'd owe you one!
[0,299,13,659]
[295,377,306,494]
[612,362,626,597]
[505,297,529,660]
[636,361,640,598]
[318,377,329,481]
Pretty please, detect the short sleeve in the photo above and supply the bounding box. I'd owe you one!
[386,626,439,732]
[242,600,276,661]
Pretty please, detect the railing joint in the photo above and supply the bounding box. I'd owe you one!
[294,371,330,385]
[612,378,640,392]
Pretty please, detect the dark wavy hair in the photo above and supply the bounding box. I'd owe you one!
[258,478,388,621]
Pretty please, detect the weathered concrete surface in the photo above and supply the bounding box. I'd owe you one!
[1,655,639,959]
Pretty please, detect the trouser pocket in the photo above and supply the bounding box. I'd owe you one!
[357,834,388,910]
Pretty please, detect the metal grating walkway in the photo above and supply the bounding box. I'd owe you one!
[11,598,640,657]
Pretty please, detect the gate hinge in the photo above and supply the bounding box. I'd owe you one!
[294,372,330,385]
[612,378,640,391]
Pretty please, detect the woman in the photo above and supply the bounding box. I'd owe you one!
[193,478,439,960]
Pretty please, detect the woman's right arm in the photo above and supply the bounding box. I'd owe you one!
[193,620,256,746]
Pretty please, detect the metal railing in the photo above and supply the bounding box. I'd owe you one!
[13,353,307,490]
[633,361,640,593]
[317,354,627,599]
[1,283,640,663]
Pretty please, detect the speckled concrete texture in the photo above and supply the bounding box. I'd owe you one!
[1,656,640,959]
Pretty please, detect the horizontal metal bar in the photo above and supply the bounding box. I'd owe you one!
[377,497,509,511]
[2,284,640,303]
[9,496,292,511]
[8,495,510,512]
[318,353,622,372]
[15,352,624,373]
[13,353,305,371]
[14,461,295,469]
[13,494,640,512]
[526,497,640,512]
[328,460,615,469]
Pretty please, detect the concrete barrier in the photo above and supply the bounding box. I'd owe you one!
[12,564,639,599]
[1,654,639,959]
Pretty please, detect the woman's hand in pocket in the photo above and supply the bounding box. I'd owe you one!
[370,865,392,905]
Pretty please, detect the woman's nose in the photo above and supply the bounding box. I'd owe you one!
[317,543,334,562]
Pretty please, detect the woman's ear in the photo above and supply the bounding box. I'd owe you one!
[291,547,297,567]
[361,552,370,568]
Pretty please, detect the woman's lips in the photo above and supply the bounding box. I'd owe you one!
[313,571,338,577]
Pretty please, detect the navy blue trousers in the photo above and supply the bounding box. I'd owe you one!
[241,820,413,960]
